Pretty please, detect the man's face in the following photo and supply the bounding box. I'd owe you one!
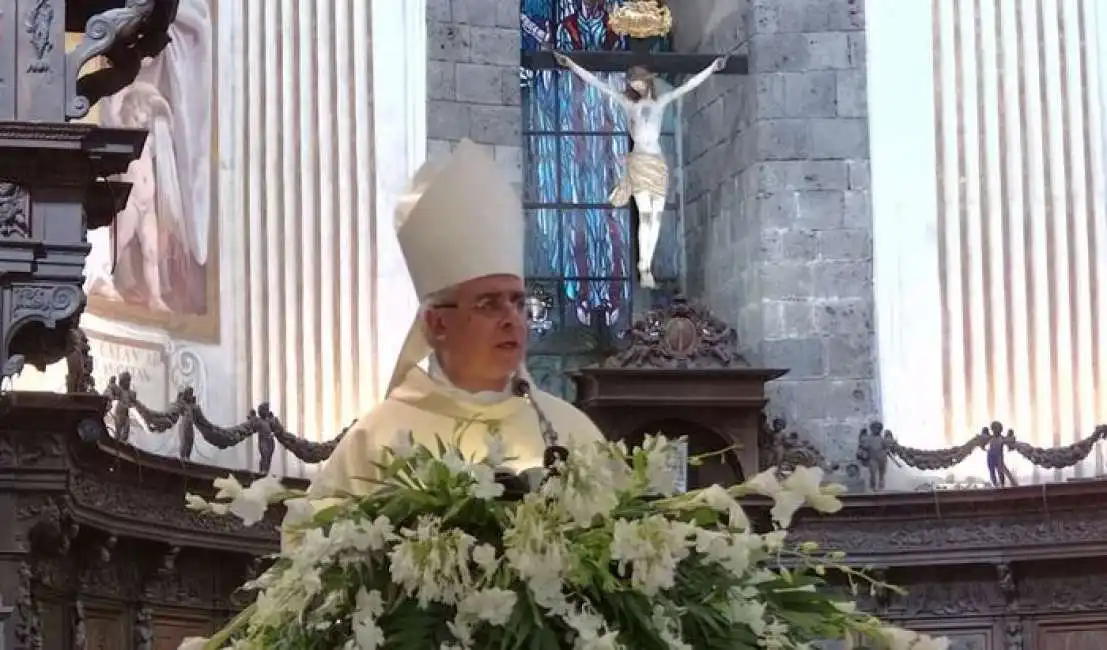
[424,274,527,390]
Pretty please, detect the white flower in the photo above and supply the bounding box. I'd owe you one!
[228,476,286,526]
[388,517,476,607]
[390,429,415,458]
[880,626,951,650]
[351,618,385,650]
[457,587,517,626]
[576,631,622,650]
[699,484,750,530]
[447,618,474,647]
[213,475,244,500]
[759,619,791,649]
[782,467,844,515]
[177,637,208,650]
[747,470,804,528]
[727,597,767,635]
[354,588,384,621]
[484,433,507,466]
[762,530,787,550]
[468,464,505,500]
[609,516,692,596]
[329,516,396,553]
[472,543,498,573]
[563,608,621,650]
[693,529,759,578]
[651,606,692,650]
[542,440,627,527]
[442,449,468,474]
[184,493,210,512]
[504,497,569,609]
[281,497,316,529]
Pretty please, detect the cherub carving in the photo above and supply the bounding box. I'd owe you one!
[553,53,726,287]
[855,421,900,491]
[103,372,140,442]
[984,421,1019,488]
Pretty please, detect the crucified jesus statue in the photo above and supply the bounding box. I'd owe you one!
[554,52,726,288]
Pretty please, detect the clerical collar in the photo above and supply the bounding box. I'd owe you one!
[427,355,514,405]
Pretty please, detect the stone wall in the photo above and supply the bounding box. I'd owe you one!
[426,0,523,187]
[681,0,874,467]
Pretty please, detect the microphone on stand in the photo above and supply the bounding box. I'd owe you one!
[513,378,569,472]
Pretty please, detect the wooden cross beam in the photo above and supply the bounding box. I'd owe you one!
[522,51,749,75]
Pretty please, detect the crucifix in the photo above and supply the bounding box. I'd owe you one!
[523,1,748,290]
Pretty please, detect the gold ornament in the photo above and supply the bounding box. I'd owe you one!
[608,0,673,39]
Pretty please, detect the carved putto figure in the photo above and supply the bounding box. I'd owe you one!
[104,372,140,442]
[855,421,900,492]
[985,421,1019,488]
[553,53,726,287]
[758,416,837,476]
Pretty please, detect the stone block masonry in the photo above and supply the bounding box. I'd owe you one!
[426,0,523,188]
[682,0,874,470]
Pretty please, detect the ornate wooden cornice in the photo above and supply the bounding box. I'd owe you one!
[786,480,1107,566]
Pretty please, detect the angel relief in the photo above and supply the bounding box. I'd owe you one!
[103,378,351,474]
[83,0,213,316]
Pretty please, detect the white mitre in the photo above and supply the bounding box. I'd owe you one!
[386,139,525,396]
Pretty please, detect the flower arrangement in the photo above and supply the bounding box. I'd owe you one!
[181,434,948,650]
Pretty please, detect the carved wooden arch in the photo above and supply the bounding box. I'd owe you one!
[622,417,746,486]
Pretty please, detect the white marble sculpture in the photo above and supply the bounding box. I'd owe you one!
[554,52,725,288]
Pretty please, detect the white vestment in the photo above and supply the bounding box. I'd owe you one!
[308,366,604,498]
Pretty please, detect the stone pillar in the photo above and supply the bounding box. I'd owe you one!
[681,0,874,467]
[426,0,522,187]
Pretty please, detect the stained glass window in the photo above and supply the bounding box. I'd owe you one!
[521,0,681,398]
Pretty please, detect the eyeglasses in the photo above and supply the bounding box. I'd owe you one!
[432,294,528,318]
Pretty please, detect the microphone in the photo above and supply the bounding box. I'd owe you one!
[513,378,569,471]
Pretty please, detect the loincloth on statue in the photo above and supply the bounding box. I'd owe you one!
[609,151,669,208]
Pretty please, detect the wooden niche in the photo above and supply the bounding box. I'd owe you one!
[568,296,786,489]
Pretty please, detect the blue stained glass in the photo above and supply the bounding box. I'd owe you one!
[554,0,626,52]
[558,72,627,132]
[524,70,558,132]
[525,209,560,276]
[562,209,631,279]
[521,0,554,53]
[562,278,631,333]
[524,136,559,204]
[558,135,628,204]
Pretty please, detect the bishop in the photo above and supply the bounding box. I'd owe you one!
[308,141,605,499]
